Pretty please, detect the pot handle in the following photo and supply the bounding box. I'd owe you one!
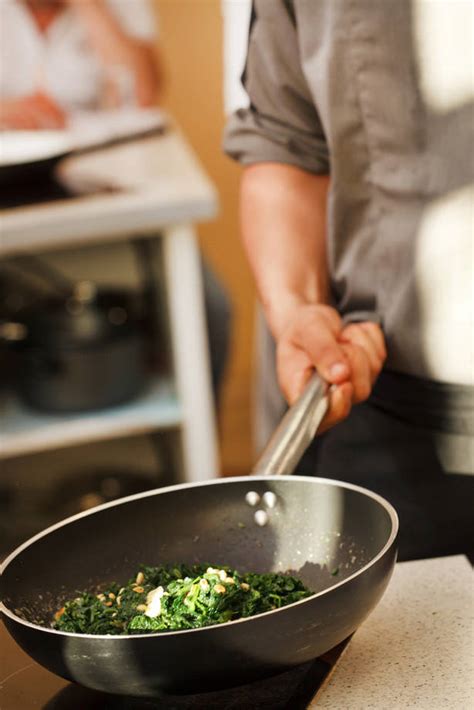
[250,311,382,476]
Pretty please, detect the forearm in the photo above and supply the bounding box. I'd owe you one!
[240,163,330,338]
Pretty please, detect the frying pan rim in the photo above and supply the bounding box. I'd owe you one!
[0,475,398,637]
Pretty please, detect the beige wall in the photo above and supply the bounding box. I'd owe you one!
[155,0,255,474]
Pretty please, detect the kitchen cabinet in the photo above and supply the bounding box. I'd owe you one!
[0,125,219,483]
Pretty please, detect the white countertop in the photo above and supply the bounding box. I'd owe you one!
[0,125,218,257]
[314,555,473,709]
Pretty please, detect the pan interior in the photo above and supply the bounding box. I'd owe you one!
[0,477,395,628]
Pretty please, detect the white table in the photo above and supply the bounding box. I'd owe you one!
[0,127,220,483]
[313,555,473,709]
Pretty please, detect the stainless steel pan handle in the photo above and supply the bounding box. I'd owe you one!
[250,371,328,476]
[250,311,381,477]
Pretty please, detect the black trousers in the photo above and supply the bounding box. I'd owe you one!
[297,373,474,562]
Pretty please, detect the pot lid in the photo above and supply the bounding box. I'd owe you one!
[24,282,133,349]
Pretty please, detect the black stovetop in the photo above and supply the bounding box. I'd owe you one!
[0,621,349,710]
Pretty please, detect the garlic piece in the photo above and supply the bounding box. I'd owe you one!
[145,586,165,618]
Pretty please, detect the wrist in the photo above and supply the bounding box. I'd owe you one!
[264,293,329,340]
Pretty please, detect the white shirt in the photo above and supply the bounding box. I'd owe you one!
[0,0,157,110]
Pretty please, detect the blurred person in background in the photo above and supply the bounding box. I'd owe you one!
[224,0,473,560]
[0,0,231,399]
[0,0,161,128]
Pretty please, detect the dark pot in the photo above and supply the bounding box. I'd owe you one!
[11,284,147,413]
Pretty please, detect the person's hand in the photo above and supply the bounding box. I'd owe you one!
[275,304,386,432]
[0,92,66,130]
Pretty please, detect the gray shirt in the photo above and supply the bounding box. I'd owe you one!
[224,0,473,386]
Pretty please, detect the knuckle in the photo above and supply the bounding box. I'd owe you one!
[342,323,358,338]
[362,321,379,334]
[318,305,343,330]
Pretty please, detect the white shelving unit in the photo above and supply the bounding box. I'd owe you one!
[0,126,220,482]
[0,377,181,460]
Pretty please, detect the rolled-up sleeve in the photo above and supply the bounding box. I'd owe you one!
[223,0,329,174]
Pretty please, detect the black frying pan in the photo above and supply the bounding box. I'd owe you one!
[0,370,398,697]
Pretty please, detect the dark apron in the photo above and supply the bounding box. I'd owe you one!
[297,369,474,561]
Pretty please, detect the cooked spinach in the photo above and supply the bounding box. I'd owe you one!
[53,564,311,635]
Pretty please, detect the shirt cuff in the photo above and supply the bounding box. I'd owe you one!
[223,108,330,175]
